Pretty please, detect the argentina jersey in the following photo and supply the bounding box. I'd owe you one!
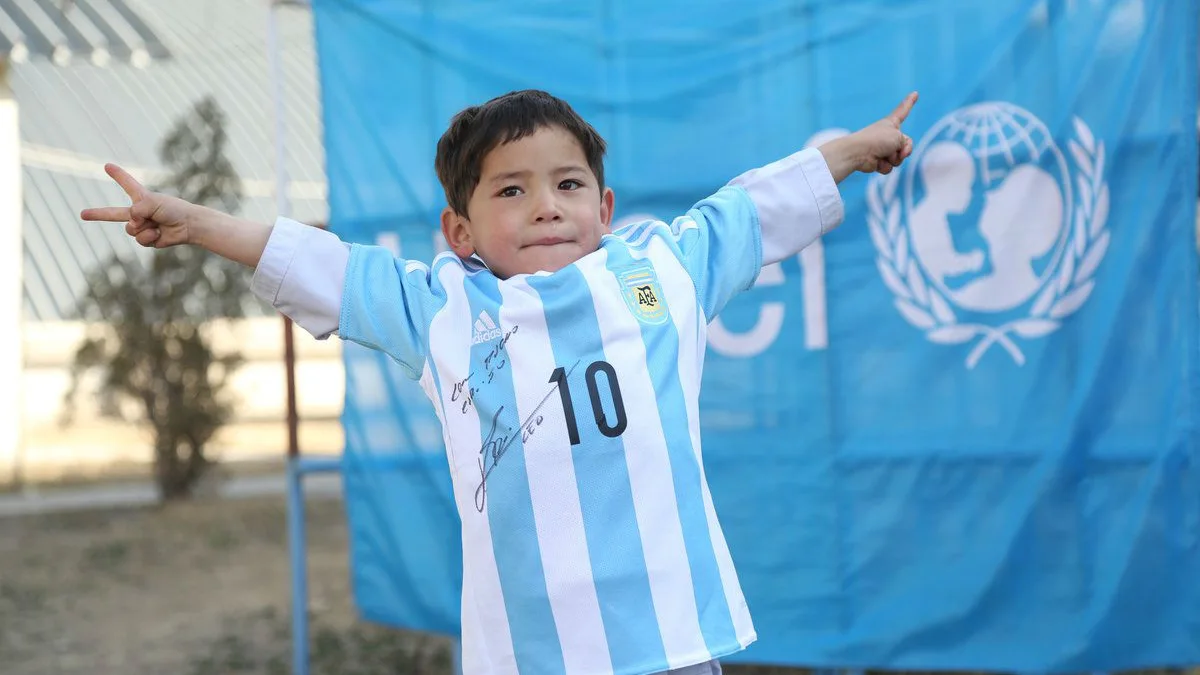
[250,147,843,675]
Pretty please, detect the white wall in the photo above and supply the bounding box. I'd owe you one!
[16,317,346,484]
[0,91,23,484]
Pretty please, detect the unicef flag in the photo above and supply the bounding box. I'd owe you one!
[872,103,1104,364]
[311,0,1200,671]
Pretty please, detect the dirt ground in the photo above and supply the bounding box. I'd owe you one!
[0,495,453,675]
[0,494,803,675]
[0,494,1194,675]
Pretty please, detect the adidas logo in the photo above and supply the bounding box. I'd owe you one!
[472,310,503,345]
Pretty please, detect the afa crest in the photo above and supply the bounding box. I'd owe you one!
[619,267,668,325]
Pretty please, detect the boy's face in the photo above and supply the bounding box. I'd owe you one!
[441,125,614,279]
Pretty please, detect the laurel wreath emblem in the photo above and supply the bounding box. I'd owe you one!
[868,116,1110,369]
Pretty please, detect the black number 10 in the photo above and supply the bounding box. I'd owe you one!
[549,361,628,445]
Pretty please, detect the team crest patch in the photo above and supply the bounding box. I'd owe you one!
[619,267,668,325]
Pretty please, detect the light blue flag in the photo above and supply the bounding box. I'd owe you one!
[311,0,1200,670]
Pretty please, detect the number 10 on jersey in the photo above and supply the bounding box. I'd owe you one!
[549,361,628,444]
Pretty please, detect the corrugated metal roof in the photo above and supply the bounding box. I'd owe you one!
[0,0,170,66]
[13,0,327,321]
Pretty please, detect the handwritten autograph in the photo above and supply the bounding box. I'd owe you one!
[483,326,518,374]
[473,359,580,513]
[450,326,519,415]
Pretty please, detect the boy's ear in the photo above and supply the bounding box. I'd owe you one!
[600,187,615,232]
[440,207,475,258]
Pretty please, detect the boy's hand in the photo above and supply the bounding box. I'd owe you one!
[820,91,918,182]
[81,164,194,248]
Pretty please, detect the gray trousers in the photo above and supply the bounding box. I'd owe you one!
[660,659,722,675]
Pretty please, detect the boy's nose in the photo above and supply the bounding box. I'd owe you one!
[533,189,562,222]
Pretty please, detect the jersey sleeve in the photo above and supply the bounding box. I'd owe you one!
[250,217,440,379]
[728,146,844,266]
[658,146,844,319]
[338,245,443,379]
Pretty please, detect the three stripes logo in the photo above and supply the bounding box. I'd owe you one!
[472,310,503,345]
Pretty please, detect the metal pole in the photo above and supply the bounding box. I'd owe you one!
[266,0,300,461]
[285,458,309,675]
[266,4,309,675]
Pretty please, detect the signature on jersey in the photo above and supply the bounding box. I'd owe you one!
[451,326,520,415]
[473,359,581,513]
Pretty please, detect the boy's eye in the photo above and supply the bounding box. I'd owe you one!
[498,186,522,198]
[559,179,583,191]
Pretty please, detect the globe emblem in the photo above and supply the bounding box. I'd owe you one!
[903,102,1072,314]
[868,102,1111,368]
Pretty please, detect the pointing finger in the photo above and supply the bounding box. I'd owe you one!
[888,91,919,126]
[81,206,131,222]
[105,163,146,201]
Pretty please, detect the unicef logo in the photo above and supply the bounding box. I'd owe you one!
[869,102,1111,368]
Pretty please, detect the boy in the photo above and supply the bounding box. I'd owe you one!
[83,88,918,675]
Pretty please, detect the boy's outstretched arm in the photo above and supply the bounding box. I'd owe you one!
[82,162,351,342]
[81,163,273,268]
[720,91,919,269]
[81,162,432,369]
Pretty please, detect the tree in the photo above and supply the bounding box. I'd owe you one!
[64,96,253,500]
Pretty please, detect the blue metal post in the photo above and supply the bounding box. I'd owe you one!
[266,1,310,671]
[287,456,310,675]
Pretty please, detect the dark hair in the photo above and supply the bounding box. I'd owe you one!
[434,89,607,216]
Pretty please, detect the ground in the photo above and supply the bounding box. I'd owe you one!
[0,495,453,675]
[0,495,1192,675]
[0,494,808,675]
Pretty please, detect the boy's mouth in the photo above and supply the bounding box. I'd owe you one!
[526,236,572,247]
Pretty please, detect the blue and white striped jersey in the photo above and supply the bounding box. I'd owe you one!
[251,147,843,675]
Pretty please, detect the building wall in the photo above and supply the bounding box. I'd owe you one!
[13,317,346,485]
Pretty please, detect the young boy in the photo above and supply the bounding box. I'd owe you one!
[83,88,917,675]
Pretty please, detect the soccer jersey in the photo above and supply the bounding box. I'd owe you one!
[251,147,843,675]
